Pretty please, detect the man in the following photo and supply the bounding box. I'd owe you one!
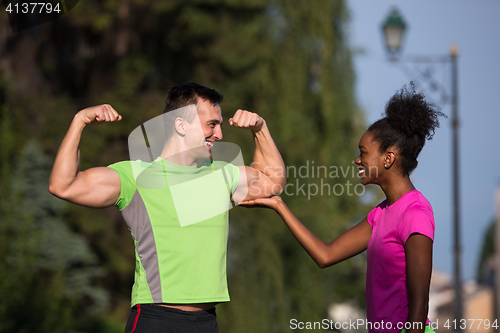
[48,83,286,332]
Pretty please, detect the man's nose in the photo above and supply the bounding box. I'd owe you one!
[214,125,223,140]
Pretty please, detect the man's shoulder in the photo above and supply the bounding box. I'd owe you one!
[109,159,151,167]
[107,159,152,179]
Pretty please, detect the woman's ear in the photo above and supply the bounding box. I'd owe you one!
[384,150,396,169]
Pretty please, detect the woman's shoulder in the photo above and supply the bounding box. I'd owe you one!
[403,190,433,211]
[400,191,435,227]
[399,191,435,240]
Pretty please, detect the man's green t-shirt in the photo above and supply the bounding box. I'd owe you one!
[108,157,240,307]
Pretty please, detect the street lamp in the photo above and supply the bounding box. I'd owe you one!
[381,8,463,332]
[382,8,407,58]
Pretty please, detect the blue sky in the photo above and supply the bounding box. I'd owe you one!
[347,0,500,281]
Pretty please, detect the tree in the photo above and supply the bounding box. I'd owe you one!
[218,2,369,331]
[476,219,495,286]
[0,0,371,331]
[0,141,112,332]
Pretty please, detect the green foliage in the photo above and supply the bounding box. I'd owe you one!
[0,0,375,331]
[0,141,110,332]
[476,219,495,284]
[217,2,370,330]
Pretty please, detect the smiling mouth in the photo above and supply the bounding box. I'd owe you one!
[205,141,214,149]
[358,167,365,177]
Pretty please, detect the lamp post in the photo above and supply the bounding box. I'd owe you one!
[381,8,463,331]
[382,9,406,60]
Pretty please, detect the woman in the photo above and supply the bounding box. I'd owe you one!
[239,83,445,333]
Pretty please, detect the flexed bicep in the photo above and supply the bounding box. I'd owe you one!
[49,166,121,208]
[232,166,281,204]
[49,104,123,208]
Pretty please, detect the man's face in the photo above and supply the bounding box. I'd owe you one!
[183,99,223,161]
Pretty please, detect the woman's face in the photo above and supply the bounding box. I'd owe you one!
[355,131,386,185]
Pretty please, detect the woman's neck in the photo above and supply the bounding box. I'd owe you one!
[380,176,416,206]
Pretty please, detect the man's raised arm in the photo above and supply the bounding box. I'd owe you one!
[229,109,286,202]
[48,104,122,208]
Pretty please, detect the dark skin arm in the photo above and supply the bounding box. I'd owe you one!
[240,197,432,333]
[404,233,433,333]
[238,196,372,268]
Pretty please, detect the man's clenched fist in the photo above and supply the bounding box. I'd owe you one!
[78,104,122,125]
[228,109,264,132]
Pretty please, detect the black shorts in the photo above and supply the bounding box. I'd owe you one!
[124,304,219,333]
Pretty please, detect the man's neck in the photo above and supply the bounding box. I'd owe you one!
[161,144,212,167]
[161,154,197,166]
[159,138,195,166]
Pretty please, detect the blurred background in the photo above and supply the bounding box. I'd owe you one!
[0,0,498,332]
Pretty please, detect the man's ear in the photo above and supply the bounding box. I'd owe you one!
[175,117,185,135]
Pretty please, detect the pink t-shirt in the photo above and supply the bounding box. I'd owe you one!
[366,190,435,333]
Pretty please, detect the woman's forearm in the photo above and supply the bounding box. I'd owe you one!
[274,201,330,267]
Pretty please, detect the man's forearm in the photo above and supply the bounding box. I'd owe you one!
[251,121,286,188]
[48,115,86,194]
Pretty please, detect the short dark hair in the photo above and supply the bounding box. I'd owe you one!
[163,82,223,115]
[162,83,223,141]
[368,82,446,176]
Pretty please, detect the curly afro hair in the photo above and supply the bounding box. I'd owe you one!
[368,82,446,176]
